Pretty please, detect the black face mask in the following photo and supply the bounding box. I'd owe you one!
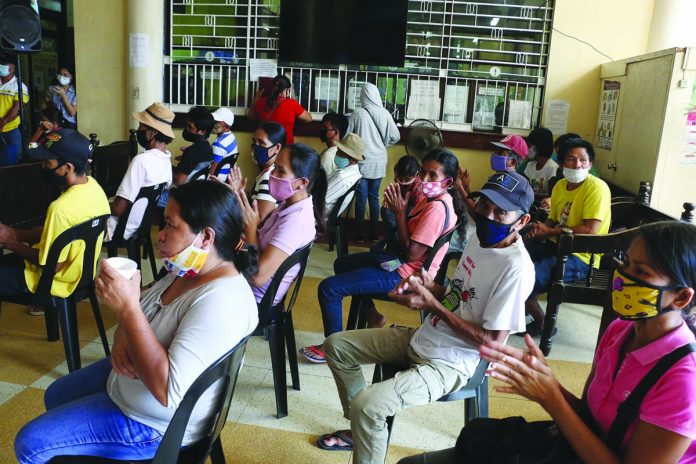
[182,130,205,143]
[136,130,151,149]
[42,163,68,187]
[319,129,329,143]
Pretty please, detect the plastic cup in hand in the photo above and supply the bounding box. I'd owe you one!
[104,257,138,280]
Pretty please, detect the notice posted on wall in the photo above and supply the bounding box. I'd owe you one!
[544,100,569,135]
[249,59,278,82]
[129,33,149,68]
[596,80,620,150]
[681,112,696,166]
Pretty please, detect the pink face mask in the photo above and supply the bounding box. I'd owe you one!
[419,177,451,198]
[268,174,302,202]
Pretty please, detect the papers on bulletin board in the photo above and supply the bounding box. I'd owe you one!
[545,100,569,135]
[596,80,620,150]
[508,99,532,129]
[681,111,696,166]
[249,59,277,82]
[129,33,149,68]
[443,84,468,123]
[314,76,340,102]
[347,81,367,110]
[406,96,442,121]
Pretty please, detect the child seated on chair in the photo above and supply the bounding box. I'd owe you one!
[210,107,239,181]
[14,181,258,464]
[380,154,421,235]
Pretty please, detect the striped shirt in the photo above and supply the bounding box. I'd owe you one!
[324,164,362,220]
[211,131,239,179]
[251,165,276,205]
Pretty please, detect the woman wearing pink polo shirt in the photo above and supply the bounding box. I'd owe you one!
[446,222,696,464]
[301,149,466,363]
[231,144,319,306]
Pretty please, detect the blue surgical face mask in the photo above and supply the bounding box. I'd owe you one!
[473,212,520,247]
[490,153,510,172]
[0,65,10,77]
[334,155,350,170]
[252,143,275,168]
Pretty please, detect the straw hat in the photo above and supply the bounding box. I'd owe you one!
[335,133,365,161]
[133,102,175,138]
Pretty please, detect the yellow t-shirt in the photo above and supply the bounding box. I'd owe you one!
[0,76,29,133]
[24,177,110,298]
[549,175,611,266]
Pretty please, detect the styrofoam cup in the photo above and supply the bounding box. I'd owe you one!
[104,257,138,280]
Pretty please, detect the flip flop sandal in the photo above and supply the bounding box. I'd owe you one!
[299,345,327,363]
[317,430,353,451]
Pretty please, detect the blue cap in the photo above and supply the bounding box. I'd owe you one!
[27,129,93,168]
[469,171,534,213]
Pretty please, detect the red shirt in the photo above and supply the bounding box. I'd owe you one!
[252,96,305,144]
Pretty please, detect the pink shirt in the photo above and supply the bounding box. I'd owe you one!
[253,196,315,306]
[587,319,696,461]
[397,193,455,279]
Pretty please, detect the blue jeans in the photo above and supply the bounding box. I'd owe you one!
[527,241,590,296]
[354,177,382,238]
[0,128,21,167]
[318,252,402,337]
[15,358,163,464]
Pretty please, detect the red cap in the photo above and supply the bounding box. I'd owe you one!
[491,135,529,159]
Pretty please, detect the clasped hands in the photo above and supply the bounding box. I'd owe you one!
[388,268,437,312]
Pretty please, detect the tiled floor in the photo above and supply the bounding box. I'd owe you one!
[0,242,599,463]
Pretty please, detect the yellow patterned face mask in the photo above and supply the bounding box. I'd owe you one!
[162,233,209,278]
[612,268,680,320]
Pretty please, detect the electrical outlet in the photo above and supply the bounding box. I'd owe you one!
[132,86,140,99]
[678,79,688,88]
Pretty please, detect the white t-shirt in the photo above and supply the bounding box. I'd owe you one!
[106,148,172,241]
[107,273,258,445]
[524,158,559,196]
[320,146,338,178]
[324,163,362,220]
[410,235,534,375]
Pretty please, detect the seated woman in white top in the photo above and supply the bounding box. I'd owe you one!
[14,181,258,464]
[249,122,286,223]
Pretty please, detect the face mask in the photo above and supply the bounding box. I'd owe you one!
[268,174,303,202]
[490,153,510,172]
[252,144,275,168]
[42,164,68,187]
[57,75,71,86]
[527,146,537,160]
[334,155,350,170]
[563,167,590,184]
[161,232,209,278]
[473,212,520,247]
[0,65,10,77]
[319,129,329,143]
[611,268,681,320]
[182,129,204,143]
[420,178,451,199]
[136,130,151,149]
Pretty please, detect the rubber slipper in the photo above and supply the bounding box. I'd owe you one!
[299,345,326,363]
[317,430,353,451]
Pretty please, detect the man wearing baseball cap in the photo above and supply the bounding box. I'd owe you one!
[210,107,238,180]
[0,129,109,299]
[490,134,528,173]
[317,171,534,462]
[320,133,364,221]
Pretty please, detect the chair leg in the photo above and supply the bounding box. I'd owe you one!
[478,377,489,419]
[210,436,226,464]
[346,296,361,331]
[127,241,142,271]
[540,286,563,356]
[89,288,110,356]
[284,312,300,391]
[44,304,60,342]
[146,234,158,281]
[57,299,81,372]
[106,246,117,258]
[265,323,288,419]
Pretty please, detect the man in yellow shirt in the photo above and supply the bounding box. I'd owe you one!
[523,137,611,335]
[0,129,110,299]
[0,54,29,166]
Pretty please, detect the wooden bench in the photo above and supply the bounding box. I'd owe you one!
[0,162,60,228]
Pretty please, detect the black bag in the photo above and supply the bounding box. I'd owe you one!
[454,343,696,463]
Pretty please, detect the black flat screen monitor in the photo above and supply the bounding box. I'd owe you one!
[278,0,408,67]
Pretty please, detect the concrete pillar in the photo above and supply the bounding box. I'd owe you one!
[647,0,696,52]
[126,0,165,128]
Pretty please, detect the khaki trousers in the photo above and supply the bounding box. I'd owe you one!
[324,327,470,464]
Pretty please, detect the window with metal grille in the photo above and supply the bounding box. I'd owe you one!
[165,0,554,133]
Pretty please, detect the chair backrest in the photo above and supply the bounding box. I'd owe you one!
[90,141,133,197]
[34,214,110,298]
[110,183,167,243]
[212,154,238,177]
[326,180,360,228]
[434,251,463,286]
[151,336,250,464]
[421,222,460,272]
[257,242,313,325]
[187,162,213,183]
[610,201,676,231]
[0,162,60,227]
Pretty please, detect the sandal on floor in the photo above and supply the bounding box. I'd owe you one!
[317,430,353,451]
[299,345,326,363]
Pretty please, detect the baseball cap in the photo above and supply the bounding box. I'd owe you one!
[469,171,534,213]
[212,107,235,127]
[27,129,93,168]
[335,133,365,161]
[491,135,529,159]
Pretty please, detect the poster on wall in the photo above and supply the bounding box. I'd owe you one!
[596,80,620,150]
[680,81,696,166]
[544,100,569,135]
